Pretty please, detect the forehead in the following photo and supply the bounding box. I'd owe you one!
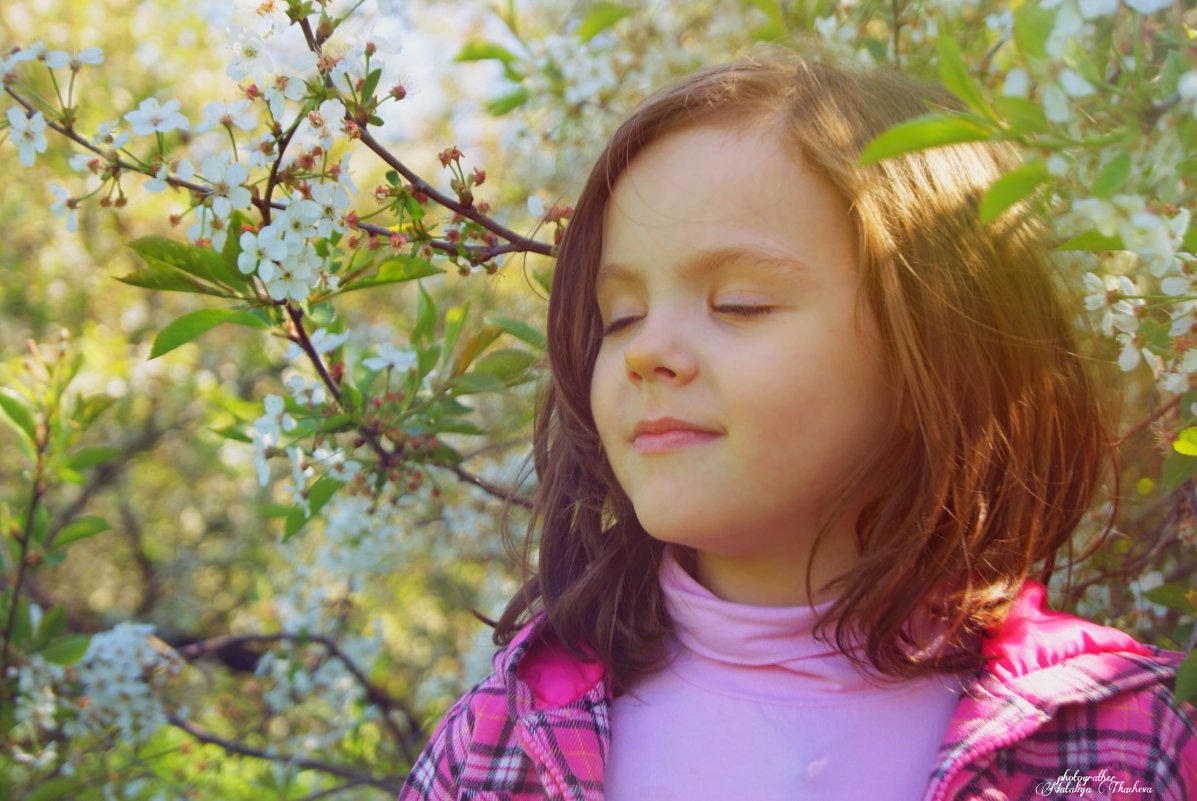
[598,125,856,284]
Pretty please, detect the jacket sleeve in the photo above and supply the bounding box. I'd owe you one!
[1147,682,1197,801]
[396,684,483,801]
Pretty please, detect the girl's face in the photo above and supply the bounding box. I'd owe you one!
[590,124,897,602]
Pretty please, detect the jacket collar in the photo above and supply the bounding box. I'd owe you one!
[494,583,1181,801]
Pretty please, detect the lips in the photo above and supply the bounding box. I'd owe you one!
[632,417,721,453]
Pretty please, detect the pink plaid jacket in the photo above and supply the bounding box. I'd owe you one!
[398,581,1197,800]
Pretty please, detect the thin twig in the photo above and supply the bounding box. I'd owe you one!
[357,127,552,257]
[176,630,420,763]
[166,714,402,793]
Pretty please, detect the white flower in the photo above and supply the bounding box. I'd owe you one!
[124,97,189,136]
[285,327,348,361]
[1116,333,1160,374]
[301,99,345,150]
[44,47,103,70]
[7,107,48,167]
[227,31,272,82]
[265,256,317,302]
[238,225,289,278]
[1073,197,1119,236]
[1042,84,1071,124]
[92,119,130,151]
[312,446,360,482]
[1180,71,1197,102]
[284,446,312,515]
[1002,68,1029,98]
[48,184,77,232]
[199,155,251,218]
[1078,0,1118,18]
[252,394,297,485]
[144,157,195,193]
[68,152,94,172]
[1125,0,1171,12]
[333,152,358,195]
[310,182,350,236]
[10,42,46,64]
[196,99,257,133]
[1059,69,1095,97]
[187,210,230,250]
[527,195,547,217]
[286,374,327,406]
[277,197,322,240]
[364,343,417,372]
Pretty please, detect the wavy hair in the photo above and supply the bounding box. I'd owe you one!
[494,56,1113,692]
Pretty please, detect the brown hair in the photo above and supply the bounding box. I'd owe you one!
[495,57,1113,691]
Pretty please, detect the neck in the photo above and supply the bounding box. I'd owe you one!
[688,516,860,607]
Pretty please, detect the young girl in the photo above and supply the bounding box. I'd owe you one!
[398,57,1196,800]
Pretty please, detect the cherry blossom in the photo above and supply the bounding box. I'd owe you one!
[195,99,258,133]
[6,107,48,167]
[48,184,77,232]
[43,47,103,70]
[199,155,251,218]
[123,97,189,136]
[363,343,417,373]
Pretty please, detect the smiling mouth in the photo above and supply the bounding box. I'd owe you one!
[633,430,721,454]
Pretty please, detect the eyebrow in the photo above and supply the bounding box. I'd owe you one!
[594,245,811,291]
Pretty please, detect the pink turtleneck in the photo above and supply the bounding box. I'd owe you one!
[605,548,964,800]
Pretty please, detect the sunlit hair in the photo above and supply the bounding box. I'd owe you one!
[495,56,1113,691]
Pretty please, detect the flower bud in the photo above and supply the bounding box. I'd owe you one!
[390,84,407,101]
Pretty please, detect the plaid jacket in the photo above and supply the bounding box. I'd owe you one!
[398,582,1197,800]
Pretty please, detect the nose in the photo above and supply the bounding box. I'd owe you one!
[623,310,698,385]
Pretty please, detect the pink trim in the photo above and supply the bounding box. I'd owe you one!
[981,580,1153,681]
[517,637,606,711]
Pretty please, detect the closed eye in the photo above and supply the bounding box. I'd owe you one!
[600,306,773,337]
[714,305,774,319]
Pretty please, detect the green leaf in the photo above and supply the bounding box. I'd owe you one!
[428,419,486,436]
[129,235,249,291]
[979,161,1049,223]
[1055,229,1125,251]
[472,348,539,383]
[1176,648,1197,704]
[1163,451,1197,490]
[208,424,252,443]
[1143,584,1195,612]
[456,41,519,64]
[1013,3,1054,63]
[0,387,37,447]
[51,515,111,549]
[24,778,83,801]
[485,87,530,116]
[9,596,31,648]
[751,22,786,41]
[575,3,632,42]
[411,283,437,345]
[745,0,783,25]
[283,476,344,541]
[31,504,48,547]
[116,265,230,296]
[34,604,66,648]
[449,372,508,395]
[858,113,992,165]
[418,343,442,379]
[361,67,382,101]
[151,309,269,359]
[39,634,90,665]
[342,255,444,292]
[441,304,470,372]
[937,37,995,123]
[486,315,547,351]
[64,446,119,470]
[1091,152,1132,199]
[1175,428,1197,456]
[993,96,1049,134]
[1162,49,1190,97]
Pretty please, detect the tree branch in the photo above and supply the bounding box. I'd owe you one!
[166,713,403,794]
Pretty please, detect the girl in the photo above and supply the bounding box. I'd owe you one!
[398,57,1196,800]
